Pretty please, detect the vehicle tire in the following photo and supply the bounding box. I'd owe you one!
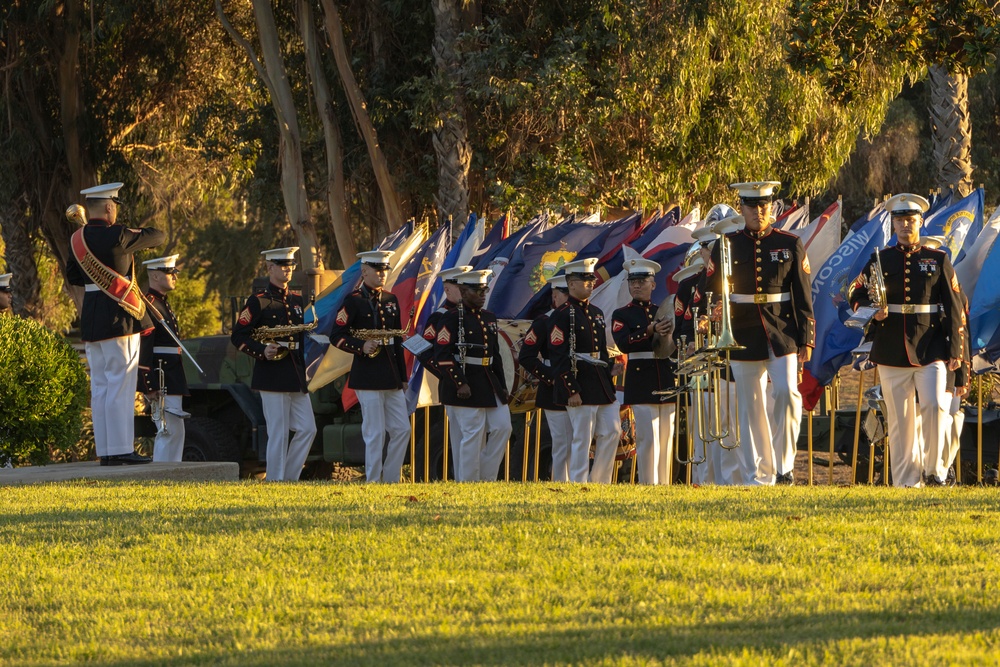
[183,417,242,464]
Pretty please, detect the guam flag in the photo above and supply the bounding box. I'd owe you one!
[921,187,984,263]
[799,206,891,409]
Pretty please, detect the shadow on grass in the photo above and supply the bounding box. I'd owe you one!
[91,607,1000,666]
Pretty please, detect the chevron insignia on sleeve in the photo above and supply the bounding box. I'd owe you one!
[335,307,349,326]
[437,327,451,344]
[524,329,537,345]
[802,256,811,274]
[238,308,252,326]
[612,320,624,332]
[423,325,436,340]
[674,299,684,317]
[550,326,565,345]
[952,274,961,293]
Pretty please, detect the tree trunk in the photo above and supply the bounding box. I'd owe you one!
[318,0,404,233]
[297,0,355,268]
[216,0,325,273]
[928,65,973,198]
[0,206,44,319]
[431,0,472,237]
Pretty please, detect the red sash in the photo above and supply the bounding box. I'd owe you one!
[70,228,146,321]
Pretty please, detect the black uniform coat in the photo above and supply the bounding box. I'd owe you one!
[66,218,165,341]
[705,226,815,361]
[517,310,563,412]
[951,289,971,391]
[415,300,459,379]
[432,304,509,408]
[548,296,616,406]
[612,299,676,405]
[673,272,703,346]
[329,285,407,390]
[137,289,188,396]
[231,283,309,393]
[849,244,964,368]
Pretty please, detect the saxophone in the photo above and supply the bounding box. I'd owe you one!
[251,322,317,361]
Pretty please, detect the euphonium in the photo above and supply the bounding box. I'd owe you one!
[251,322,317,361]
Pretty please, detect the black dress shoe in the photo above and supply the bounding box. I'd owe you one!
[925,475,944,487]
[100,452,152,466]
[945,467,957,487]
[776,472,794,485]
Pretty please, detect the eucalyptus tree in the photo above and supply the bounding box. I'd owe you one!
[443,0,896,218]
[0,0,263,321]
[787,0,1000,197]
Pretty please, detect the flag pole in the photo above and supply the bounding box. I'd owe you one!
[521,411,531,482]
[978,379,984,484]
[423,406,430,482]
[410,413,416,483]
[851,368,865,484]
[533,408,542,481]
[442,410,450,481]
[807,402,814,486]
[828,377,837,485]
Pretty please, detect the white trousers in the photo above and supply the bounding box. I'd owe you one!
[544,409,572,482]
[446,403,512,482]
[942,393,965,471]
[85,334,140,457]
[878,361,949,487]
[260,391,317,481]
[566,402,622,483]
[698,382,744,485]
[631,403,677,485]
[152,395,187,462]
[356,389,410,483]
[731,354,802,485]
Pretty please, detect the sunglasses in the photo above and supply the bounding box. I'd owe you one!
[154,268,180,275]
[740,197,772,207]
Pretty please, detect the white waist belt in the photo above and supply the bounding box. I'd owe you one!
[456,355,491,366]
[153,346,181,355]
[629,351,656,360]
[730,292,790,304]
[887,304,938,314]
[277,341,300,350]
[84,284,101,292]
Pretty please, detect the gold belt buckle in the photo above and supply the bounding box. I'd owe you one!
[753,294,768,304]
[590,352,600,359]
[900,304,915,314]
[482,357,490,365]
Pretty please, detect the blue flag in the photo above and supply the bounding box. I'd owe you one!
[969,228,1000,358]
[921,187,984,263]
[486,217,615,318]
[928,189,954,216]
[471,214,510,266]
[804,207,891,386]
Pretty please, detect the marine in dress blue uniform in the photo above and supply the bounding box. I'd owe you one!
[432,269,513,481]
[848,196,964,487]
[612,258,677,485]
[414,265,472,380]
[137,254,190,462]
[518,275,571,481]
[231,247,317,481]
[705,183,815,485]
[547,258,621,483]
[329,250,410,483]
[66,183,164,465]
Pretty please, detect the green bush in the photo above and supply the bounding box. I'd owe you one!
[0,316,89,466]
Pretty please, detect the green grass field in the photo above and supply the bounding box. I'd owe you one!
[2,482,1000,666]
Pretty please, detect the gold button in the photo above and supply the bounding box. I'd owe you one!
[757,287,763,292]
[905,287,910,292]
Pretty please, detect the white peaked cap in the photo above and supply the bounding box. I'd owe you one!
[80,182,124,199]
[562,257,599,276]
[711,214,745,235]
[438,265,473,282]
[673,257,705,283]
[0,273,11,290]
[356,250,394,268]
[142,254,180,270]
[261,246,300,263]
[886,193,930,216]
[456,269,493,286]
[922,235,946,250]
[729,181,781,199]
[623,257,661,276]
[692,226,718,243]
[549,275,568,290]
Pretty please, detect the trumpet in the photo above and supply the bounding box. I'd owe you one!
[251,322,317,360]
[150,360,168,436]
